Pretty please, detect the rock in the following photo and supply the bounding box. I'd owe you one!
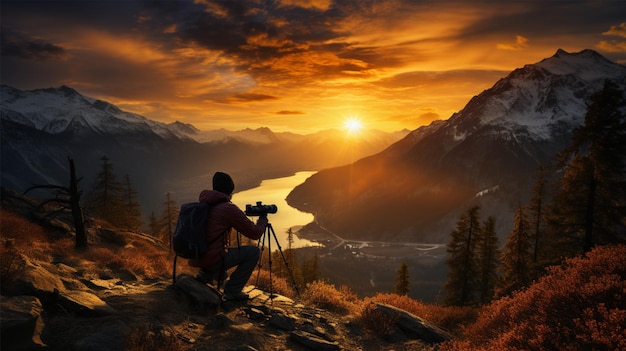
[174,274,222,311]
[289,330,341,351]
[0,295,47,350]
[83,278,121,290]
[244,307,266,321]
[371,303,454,343]
[9,255,66,299]
[208,313,234,329]
[269,312,297,331]
[58,290,117,316]
[95,227,127,246]
[299,320,330,340]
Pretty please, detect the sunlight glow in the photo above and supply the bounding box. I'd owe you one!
[344,118,364,135]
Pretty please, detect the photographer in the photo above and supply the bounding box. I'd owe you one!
[189,172,267,301]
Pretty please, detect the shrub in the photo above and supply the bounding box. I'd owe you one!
[300,280,360,314]
[442,244,626,351]
[0,209,49,258]
[358,302,399,337]
[251,268,296,298]
[0,240,27,293]
[1,210,50,290]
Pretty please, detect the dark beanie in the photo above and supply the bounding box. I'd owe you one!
[213,172,234,195]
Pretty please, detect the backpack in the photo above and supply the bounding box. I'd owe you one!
[172,202,210,284]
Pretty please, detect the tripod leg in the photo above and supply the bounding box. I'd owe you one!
[268,226,273,299]
[267,224,300,296]
[255,228,267,287]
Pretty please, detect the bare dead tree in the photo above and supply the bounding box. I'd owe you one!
[24,157,88,249]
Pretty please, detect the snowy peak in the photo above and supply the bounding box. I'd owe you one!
[449,49,626,141]
[0,85,186,139]
[536,48,621,78]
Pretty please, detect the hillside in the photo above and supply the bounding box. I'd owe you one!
[2,188,624,351]
[286,49,626,243]
[0,189,453,351]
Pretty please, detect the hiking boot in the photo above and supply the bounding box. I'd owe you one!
[222,291,249,301]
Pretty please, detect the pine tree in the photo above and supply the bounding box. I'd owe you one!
[86,156,125,226]
[527,165,548,274]
[394,261,410,296]
[445,206,481,306]
[477,216,500,304]
[121,174,143,231]
[544,80,626,260]
[296,255,320,289]
[498,207,532,298]
[160,192,179,250]
[147,211,161,238]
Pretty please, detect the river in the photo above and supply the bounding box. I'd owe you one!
[231,171,317,250]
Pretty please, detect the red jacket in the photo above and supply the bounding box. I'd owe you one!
[189,190,267,268]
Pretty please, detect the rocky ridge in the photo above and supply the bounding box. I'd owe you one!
[1,189,453,351]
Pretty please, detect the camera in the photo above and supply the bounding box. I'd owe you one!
[245,201,278,216]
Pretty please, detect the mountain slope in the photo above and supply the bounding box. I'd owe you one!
[1,86,407,218]
[286,49,626,243]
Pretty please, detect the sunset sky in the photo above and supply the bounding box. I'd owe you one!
[2,0,625,133]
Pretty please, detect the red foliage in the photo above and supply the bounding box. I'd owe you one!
[441,244,626,351]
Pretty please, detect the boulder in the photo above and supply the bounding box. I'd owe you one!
[9,255,66,299]
[59,290,117,316]
[289,330,341,351]
[370,302,454,343]
[174,274,222,311]
[0,295,47,350]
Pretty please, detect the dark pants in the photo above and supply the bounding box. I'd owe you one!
[204,245,260,295]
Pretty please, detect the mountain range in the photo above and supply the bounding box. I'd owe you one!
[0,86,407,217]
[2,49,624,243]
[286,49,626,243]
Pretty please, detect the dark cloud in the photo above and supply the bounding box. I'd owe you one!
[0,27,66,60]
[275,110,305,115]
[141,0,357,77]
[458,1,626,40]
[228,92,278,103]
[2,0,144,34]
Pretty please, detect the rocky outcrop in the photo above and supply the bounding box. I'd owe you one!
[1,295,46,350]
[0,195,453,350]
[368,302,455,343]
[1,252,454,350]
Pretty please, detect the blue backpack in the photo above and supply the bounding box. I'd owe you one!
[172,202,210,283]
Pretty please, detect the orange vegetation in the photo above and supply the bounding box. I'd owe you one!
[440,244,626,351]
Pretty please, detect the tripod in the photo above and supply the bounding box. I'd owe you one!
[255,222,300,299]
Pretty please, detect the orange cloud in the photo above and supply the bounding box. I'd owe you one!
[598,23,626,53]
[497,35,529,51]
[603,22,626,38]
[279,0,332,11]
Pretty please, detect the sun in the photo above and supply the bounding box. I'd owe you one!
[344,117,363,135]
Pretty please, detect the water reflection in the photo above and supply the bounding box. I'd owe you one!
[232,171,316,250]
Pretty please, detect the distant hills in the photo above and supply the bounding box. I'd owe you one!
[0,86,408,217]
[286,49,626,243]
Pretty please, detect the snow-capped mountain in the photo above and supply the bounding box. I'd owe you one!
[287,49,626,243]
[448,49,620,141]
[0,85,192,139]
